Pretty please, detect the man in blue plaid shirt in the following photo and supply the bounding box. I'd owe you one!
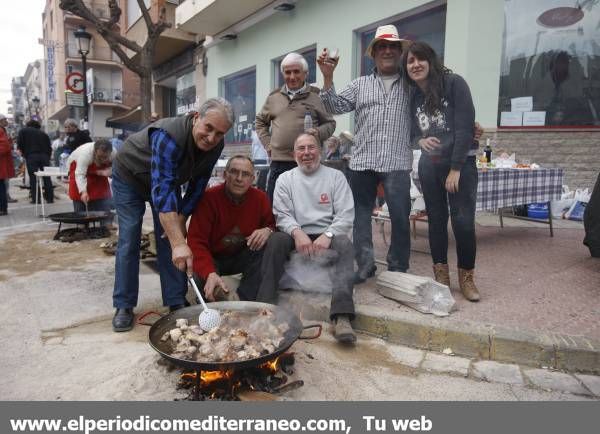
[111,98,233,332]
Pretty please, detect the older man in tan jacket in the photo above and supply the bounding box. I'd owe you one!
[256,52,335,202]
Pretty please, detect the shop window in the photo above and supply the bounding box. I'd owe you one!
[222,68,256,146]
[175,70,196,115]
[359,4,446,76]
[273,46,317,88]
[498,0,600,127]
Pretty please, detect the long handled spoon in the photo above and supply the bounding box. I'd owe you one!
[188,275,221,331]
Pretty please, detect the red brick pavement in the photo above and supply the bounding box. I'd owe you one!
[358,221,600,341]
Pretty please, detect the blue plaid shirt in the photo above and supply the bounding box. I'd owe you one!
[150,129,209,216]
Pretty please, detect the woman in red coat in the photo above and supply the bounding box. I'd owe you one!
[0,114,15,215]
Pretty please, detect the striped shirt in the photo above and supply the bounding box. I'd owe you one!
[320,72,412,172]
[150,129,209,216]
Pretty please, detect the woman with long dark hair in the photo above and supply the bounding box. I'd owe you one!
[404,41,480,301]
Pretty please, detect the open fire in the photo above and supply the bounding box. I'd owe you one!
[176,352,302,400]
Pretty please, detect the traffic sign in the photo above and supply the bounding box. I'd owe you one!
[66,72,84,94]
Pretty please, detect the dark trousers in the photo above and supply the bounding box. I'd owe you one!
[256,232,355,320]
[26,153,53,203]
[348,169,412,272]
[266,161,297,203]
[254,159,269,192]
[193,247,264,301]
[418,155,478,269]
[0,178,6,213]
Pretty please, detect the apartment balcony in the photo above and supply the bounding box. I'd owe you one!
[64,0,112,23]
[65,43,122,68]
[126,0,195,67]
[89,88,126,105]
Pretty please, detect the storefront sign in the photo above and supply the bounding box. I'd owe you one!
[500,112,523,127]
[523,111,546,127]
[537,7,584,28]
[46,46,56,101]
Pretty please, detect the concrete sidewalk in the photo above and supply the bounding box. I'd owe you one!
[283,214,600,374]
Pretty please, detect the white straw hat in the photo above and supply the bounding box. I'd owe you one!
[366,24,411,57]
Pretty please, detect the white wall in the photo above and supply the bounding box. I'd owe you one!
[445,0,504,127]
[89,106,114,138]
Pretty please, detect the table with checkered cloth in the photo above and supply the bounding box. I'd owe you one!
[476,168,563,211]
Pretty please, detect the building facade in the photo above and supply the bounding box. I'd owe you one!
[42,0,140,138]
[177,0,600,189]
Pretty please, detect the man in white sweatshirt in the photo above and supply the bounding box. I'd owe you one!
[257,133,357,344]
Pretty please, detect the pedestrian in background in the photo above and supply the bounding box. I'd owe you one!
[67,139,115,226]
[0,114,15,215]
[63,118,92,154]
[250,124,268,191]
[51,130,65,166]
[17,119,53,204]
[405,41,480,301]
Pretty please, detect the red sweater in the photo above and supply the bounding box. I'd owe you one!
[187,183,275,279]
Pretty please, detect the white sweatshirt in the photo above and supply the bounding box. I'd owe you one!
[273,164,354,237]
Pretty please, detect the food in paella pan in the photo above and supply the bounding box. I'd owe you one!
[161,308,290,362]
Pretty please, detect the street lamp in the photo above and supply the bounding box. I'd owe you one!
[74,25,92,124]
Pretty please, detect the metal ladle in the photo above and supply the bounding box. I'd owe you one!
[188,276,221,331]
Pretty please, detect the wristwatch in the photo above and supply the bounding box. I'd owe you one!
[324,231,334,239]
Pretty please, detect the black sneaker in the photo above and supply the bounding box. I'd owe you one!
[112,308,134,332]
[353,265,377,284]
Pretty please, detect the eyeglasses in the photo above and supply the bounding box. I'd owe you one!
[226,168,254,179]
[296,145,318,153]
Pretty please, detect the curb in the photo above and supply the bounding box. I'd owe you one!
[280,292,600,375]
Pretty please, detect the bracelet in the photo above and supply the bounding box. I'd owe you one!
[265,227,273,233]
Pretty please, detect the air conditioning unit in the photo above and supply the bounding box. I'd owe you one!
[113,91,122,102]
[95,91,105,102]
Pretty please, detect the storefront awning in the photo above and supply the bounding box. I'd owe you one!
[105,106,144,131]
[176,0,294,36]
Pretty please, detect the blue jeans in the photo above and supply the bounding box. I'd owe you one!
[348,169,412,272]
[418,155,477,269]
[112,168,187,309]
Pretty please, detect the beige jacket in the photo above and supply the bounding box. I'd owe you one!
[255,85,335,162]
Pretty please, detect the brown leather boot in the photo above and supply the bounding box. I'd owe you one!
[432,263,450,287]
[458,268,480,302]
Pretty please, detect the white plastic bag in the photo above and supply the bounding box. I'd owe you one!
[564,188,590,221]
[551,185,575,218]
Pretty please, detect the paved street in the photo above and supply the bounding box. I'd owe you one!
[1,178,599,400]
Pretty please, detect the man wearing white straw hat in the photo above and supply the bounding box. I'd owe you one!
[318,24,414,283]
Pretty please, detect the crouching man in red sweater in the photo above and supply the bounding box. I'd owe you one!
[187,155,275,301]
